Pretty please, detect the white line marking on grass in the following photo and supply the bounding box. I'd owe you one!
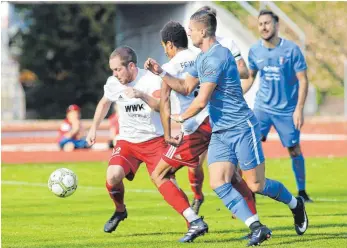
[2,181,347,202]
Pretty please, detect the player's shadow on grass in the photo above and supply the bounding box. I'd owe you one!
[265,233,347,246]
[116,231,183,237]
[272,223,347,232]
[267,213,347,218]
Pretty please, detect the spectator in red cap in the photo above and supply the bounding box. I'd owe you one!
[57,104,89,151]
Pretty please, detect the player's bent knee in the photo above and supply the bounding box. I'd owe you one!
[189,166,201,173]
[107,165,126,186]
[209,179,227,190]
[288,144,302,157]
[150,170,167,187]
[247,180,266,193]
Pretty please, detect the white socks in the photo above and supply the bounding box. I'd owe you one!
[288,196,298,209]
[183,208,200,223]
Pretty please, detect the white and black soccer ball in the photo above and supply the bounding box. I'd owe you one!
[48,168,78,198]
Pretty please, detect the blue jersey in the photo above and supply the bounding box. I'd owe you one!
[248,38,307,116]
[188,42,253,132]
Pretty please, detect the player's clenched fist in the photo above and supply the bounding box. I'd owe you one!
[124,87,142,99]
[86,128,96,146]
[144,58,163,75]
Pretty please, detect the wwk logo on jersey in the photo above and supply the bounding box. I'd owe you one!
[125,104,145,112]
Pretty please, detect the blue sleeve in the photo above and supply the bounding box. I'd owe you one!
[292,46,307,72]
[186,58,199,78]
[199,57,224,84]
[248,48,258,71]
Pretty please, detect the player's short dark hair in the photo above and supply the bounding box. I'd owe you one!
[196,5,217,17]
[161,21,188,49]
[109,46,137,66]
[190,10,217,37]
[258,9,279,23]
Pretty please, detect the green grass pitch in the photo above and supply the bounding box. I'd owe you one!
[2,158,347,248]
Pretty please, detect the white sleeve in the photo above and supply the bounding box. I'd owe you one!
[162,63,177,75]
[103,76,117,101]
[230,40,242,61]
[143,74,162,96]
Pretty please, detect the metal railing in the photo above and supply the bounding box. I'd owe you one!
[237,1,306,55]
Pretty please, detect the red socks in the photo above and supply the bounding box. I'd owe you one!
[188,168,204,200]
[158,180,190,214]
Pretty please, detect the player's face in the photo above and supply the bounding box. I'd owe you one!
[109,57,133,85]
[161,41,174,59]
[258,14,278,41]
[188,20,204,47]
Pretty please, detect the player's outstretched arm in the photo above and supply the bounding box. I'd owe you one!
[86,96,112,146]
[173,82,216,123]
[160,81,182,146]
[145,58,199,96]
[241,69,258,94]
[293,70,309,130]
[160,81,172,139]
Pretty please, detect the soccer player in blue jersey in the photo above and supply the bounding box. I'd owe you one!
[145,10,309,246]
[242,10,312,202]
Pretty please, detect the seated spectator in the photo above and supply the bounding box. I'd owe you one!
[58,104,89,152]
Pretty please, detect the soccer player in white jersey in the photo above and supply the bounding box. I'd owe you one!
[86,46,200,243]
[184,6,253,213]
[86,46,168,234]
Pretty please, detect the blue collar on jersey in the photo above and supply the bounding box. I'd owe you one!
[202,41,221,54]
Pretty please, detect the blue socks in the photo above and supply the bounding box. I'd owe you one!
[259,178,293,204]
[291,154,306,191]
[214,183,257,226]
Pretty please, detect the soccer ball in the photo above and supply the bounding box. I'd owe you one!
[48,168,78,197]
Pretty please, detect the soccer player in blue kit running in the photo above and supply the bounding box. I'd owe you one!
[242,10,312,202]
[145,10,309,246]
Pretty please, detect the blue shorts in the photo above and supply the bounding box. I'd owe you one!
[58,137,89,149]
[207,115,265,171]
[253,108,300,148]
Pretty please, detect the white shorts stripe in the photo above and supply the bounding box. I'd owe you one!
[247,119,260,164]
[165,145,177,159]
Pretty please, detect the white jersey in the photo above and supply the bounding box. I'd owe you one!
[216,36,242,61]
[162,49,209,135]
[103,68,163,143]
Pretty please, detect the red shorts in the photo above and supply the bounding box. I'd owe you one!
[108,136,167,180]
[162,117,211,168]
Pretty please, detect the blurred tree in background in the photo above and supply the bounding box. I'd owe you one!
[12,4,116,119]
